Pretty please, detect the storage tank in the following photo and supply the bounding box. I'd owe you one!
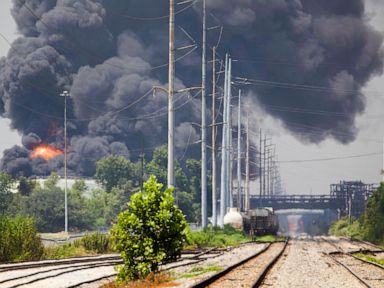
[223,208,243,230]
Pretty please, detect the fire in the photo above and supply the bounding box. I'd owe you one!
[31,144,63,161]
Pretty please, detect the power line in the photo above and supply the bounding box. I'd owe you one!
[279,151,382,163]
[109,0,198,21]
[14,0,198,72]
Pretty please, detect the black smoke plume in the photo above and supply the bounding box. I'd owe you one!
[0,0,382,177]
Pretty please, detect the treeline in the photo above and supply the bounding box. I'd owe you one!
[329,183,384,244]
[0,145,210,232]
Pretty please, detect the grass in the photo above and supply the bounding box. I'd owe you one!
[186,225,251,249]
[40,232,70,240]
[254,235,285,242]
[43,243,96,259]
[355,253,384,266]
[179,265,222,279]
[42,232,113,260]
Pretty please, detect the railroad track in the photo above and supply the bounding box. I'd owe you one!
[192,238,289,288]
[0,255,121,288]
[322,237,384,288]
[0,248,227,288]
[340,237,384,252]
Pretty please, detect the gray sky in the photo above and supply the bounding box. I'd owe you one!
[0,0,383,195]
[0,0,20,153]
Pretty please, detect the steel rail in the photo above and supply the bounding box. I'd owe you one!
[6,261,121,288]
[191,243,272,288]
[0,259,122,285]
[191,240,289,288]
[321,237,381,288]
[251,238,289,287]
[327,255,372,288]
[0,255,121,272]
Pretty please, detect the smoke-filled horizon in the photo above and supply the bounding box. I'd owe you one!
[0,0,382,178]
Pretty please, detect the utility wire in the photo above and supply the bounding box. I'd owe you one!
[16,0,198,72]
[279,151,382,163]
[110,0,197,21]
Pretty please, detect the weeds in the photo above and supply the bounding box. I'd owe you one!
[186,225,251,249]
[0,215,44,262]
[355,253,384,266]
[180,265,222,278]
[74,232,112,253]
[43,243,94,259]
[101,272,174,288]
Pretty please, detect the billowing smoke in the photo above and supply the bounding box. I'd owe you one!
[0,0,382,177]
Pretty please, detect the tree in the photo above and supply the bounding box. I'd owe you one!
[95,156,138,192]
[361,184,384,243]
[111,176,188,281]
[68,180,95,230]
[145,145,188,192]
[22,175,94,232]
[0,172,14,214]
[17,176,35,196]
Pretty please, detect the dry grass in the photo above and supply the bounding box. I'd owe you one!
[101,273,177,288]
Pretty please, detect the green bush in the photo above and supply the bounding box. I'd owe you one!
[328,217,363,239]
[74,232,112,253]
[0,215,44,262]
[111,176,188,282]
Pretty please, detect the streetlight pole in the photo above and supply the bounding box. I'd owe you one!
[60,90,69,233]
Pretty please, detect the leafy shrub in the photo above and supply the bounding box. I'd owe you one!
[0,215,44,262]
[328,217,363,239]
[74,232,112,253]
[111,176,188,281]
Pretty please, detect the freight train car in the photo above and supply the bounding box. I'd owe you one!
[242,208,279,237]
[223,207,279,237]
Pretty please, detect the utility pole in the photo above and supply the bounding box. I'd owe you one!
[245,114,250,211]
[236,90,241,210]
[220,54,229,227]
[60,90,69,233]
[168,0,175,187]
[227,57,232,208]
[271,146,276,196]
[201,0,207,228]
[382,136,384,182]
[259,129,262,199]
[140,138,145,192]
[267,147,270,197]
[263,135,267,198]
[211,46,217,226]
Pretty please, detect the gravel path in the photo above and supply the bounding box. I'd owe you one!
[261,238,365,288]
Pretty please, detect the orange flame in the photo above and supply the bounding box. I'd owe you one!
[31,144,63,161]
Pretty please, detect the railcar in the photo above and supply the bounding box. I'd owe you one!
[242,208,278,236]
[223,207,279,237]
